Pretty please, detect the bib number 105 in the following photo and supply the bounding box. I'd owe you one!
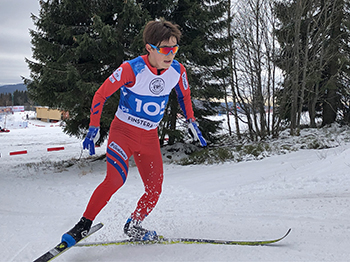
[135,98,166,116]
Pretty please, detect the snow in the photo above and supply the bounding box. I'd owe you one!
[1,112,350,261]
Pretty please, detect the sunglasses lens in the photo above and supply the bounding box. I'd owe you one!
[159,45,179,55]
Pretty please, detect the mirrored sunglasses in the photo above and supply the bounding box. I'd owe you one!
[149,43,179,56]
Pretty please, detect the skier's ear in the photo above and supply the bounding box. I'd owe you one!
[146,44,153,53]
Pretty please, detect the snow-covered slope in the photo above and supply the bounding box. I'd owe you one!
[1,112,350,261]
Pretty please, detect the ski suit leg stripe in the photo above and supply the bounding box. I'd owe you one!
[106,147,128,173]
[106,156,127,184]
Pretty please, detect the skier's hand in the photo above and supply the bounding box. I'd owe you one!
[83,126,100,155]
[188,119,207,147]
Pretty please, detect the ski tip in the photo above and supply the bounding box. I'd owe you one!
[286,228,292,235]
[281,228,292,239]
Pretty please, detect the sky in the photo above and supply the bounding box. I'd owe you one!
[0,0,40,86]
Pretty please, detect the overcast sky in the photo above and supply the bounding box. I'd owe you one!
[0,0,40,85]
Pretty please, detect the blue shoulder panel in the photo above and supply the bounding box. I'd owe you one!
[171,59,181,74]
[127,56,146,77]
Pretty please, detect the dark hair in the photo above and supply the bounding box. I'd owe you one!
[143,18,182,46]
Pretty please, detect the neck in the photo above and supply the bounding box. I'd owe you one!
[145,54,165,74]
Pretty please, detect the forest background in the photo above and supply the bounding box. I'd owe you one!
[8,0,350,157]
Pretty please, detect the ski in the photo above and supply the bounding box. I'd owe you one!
[76,228,291,247]
[33,222,103,262]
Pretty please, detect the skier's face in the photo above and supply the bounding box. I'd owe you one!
[147,36,178,69]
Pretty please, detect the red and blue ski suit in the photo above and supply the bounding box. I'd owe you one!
[83,55,195,222]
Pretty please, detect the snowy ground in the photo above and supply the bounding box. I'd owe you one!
[1,112,350,261]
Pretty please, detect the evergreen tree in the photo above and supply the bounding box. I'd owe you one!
[26,0,229,146]
[172,0,228,143]
[25,0,148,141]
[274,0,350,129]
[137,0,228,144]
[321,0,345,125]
[13,90,29,106]
[0,93,11,106]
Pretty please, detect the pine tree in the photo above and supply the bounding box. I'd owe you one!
[26,0,229,145]
[172,0,228,143]
[137,0,228,145]
[25,0,148,141]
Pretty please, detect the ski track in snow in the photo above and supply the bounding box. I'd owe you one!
[1,112,350,261]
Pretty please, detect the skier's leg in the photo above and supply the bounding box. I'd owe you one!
[130,131,164,222]
[83,120,131,221]
[62,140,129,246]
[63,119,136,245]
[123,131,163,240]
[82,147,129,220]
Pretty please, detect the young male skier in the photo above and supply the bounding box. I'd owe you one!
[61,18,206,247]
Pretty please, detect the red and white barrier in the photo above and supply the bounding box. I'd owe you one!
[9,150,28,156]
[47,146,65,152]
[3,146,66,157]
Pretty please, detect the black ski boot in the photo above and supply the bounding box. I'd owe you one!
[61,217,92,247]
[124,217,158,241]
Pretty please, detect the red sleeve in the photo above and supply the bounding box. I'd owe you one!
[89,62,135,127]
[174,63,195,121]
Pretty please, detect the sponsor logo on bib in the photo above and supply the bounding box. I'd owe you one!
[149,78,165,95]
